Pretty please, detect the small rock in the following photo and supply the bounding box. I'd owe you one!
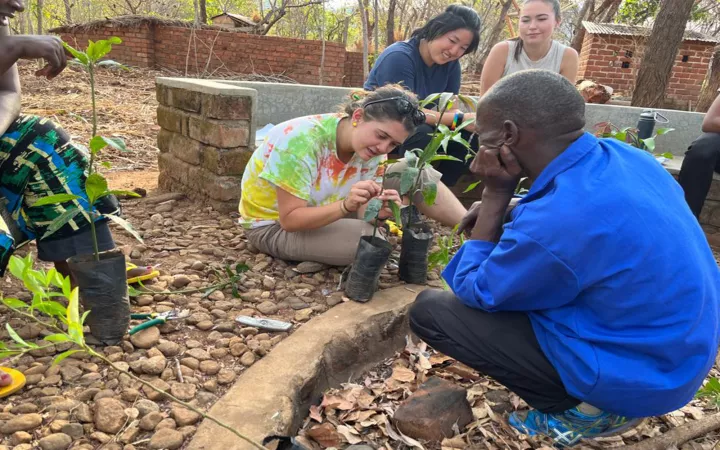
[170,383,197,401]
[180,357,200,370]
[91,431,112,443]
[121,388,141,402]
[136,399,160,417]
[120,425,140,444]
[295,261,327,274]
[155,200,175,213]
[294,308,313,322]
[196,320,214,331]
[139,411,164,431]
[185,348,211,361]
[209,348,228,359]
[257,301,278,315]
[203,378,218,392]
[171,406,201,426]
[10,404,38,414]
[230,343,248,356]
[172,275,192,288]
[94,398,128,434]
[141,355,167,375]
[129,327,160,349]
[61,423,84,438]
[0,413,43,433]
[59,365,83,381]
[392,377,473,441]
[10,431,32,445]
[240,351,256,367]
[149,428,184,450]
[135,295,154,306]
[38,433,72,450]
[155,418,177,430]
[142,378,170,401]
[199,360,220,375]
[75,403,94,423]
[157,340,181,357]
[207,290,224,301]
[287,296,310,310]
[217,368,237,385]
[191,261,206,271]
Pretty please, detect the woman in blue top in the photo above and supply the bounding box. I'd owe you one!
[365,4,481,187]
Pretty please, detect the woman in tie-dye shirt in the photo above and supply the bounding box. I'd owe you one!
[239,85,466,266]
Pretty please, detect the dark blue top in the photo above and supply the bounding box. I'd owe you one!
[443,133,720,418]
[364,37,461,99]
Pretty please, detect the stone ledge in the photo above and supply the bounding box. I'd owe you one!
[187,284,427,450]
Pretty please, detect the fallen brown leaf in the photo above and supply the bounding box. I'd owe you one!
[307,423,342,448]
[429,354,453,365]
[309,405,323,422]
[441,435,466,449]
[336,425,362,444]
[391,366,416,383]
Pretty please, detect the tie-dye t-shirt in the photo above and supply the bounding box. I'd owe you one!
[239,114,385,228]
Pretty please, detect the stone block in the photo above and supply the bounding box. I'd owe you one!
[200,146,253,176]
[201,94,252,121]
[392,377,473,442]
[157,129,173,153]
[188,117,250,148]
[157,130,202,166]
[157,106,189,134]
[157,85,201,112]
[158,154,241,203]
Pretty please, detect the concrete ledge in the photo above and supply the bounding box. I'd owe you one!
[188,284,427,450]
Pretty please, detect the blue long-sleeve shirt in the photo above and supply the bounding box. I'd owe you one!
[443,133,720,418]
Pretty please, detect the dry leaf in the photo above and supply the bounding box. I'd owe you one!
[385,421,425,450]
[391,366,416,383]
[336,425,362,444]
[441,436,466,450]
[417,354,432,371]
[309,405,324,422]
[429,354,453,365]
[472,406,488,420]
[307,423,342,448]
[321,394,354,410]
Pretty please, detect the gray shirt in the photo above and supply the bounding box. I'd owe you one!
[503,39,567,77]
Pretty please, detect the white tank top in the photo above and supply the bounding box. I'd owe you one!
[503,39,567,77]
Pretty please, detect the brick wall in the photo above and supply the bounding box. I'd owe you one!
[577,33,714,107]
[58,23,362,87]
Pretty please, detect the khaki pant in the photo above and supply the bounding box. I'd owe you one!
[244,159,442,266]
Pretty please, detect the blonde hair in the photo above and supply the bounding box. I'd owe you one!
[339,84,421,132]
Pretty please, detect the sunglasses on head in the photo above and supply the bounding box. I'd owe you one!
[363,96,426,127]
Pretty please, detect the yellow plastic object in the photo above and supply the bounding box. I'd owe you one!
[387,220,403,237]
[0,367,26,398]
[126,262,160,285]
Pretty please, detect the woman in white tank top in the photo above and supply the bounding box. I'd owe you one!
[479,0,578,95]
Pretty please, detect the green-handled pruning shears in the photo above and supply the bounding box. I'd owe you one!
[129,310,189,335]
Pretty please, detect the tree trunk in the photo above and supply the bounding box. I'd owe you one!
[36,0,43,34]
[319,0,326,85]
[386,0,396,46]
[597,0,621,22]
[631,0,695,107]
[341,15,350,45]
[478,0,514,64]
[570,0,593,52]
[696,46,720,112]
[62,0,72,24]
[373,0,379,57]
[193,0,200,26]
[199,0,207,24]
[358,0,369,78]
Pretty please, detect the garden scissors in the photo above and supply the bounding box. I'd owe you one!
[129,309,189,335]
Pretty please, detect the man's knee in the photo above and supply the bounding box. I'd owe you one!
[686,133,720,162]
[409,289,455,334]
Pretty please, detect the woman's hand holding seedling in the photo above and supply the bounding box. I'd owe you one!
[345,180,382,212]
[377,189,402,220]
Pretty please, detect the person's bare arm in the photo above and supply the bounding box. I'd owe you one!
[560,47,579,85]
[0,26,21,135]
[276,188,348,232]
[479,42,509,96]
[702,94,720,134]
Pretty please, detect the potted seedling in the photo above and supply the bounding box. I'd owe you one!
[345,168,402,302]
[594,122,675,158]
[393,92,475,284]
[32,38,142,345]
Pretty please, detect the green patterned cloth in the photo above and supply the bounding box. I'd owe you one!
[0,115,97,273]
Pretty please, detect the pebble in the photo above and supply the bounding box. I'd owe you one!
[94,398,128,434]
[60,423,84,438]
[172,275,192,288]
[257,301,278,315]
[10,431,32,445]
[171,406,201,426]
[141,355,168,375]
[157,340,181,357]
[170,382,197,401]
[38,433,72,450]
[295,308,313,322]
[199,360,220,375]
[185,348,211,361]
[155,418,177,430]
[129,326,160,349]
[288,296,310,310]
[208,290,224,301]
[139,411,164,431]
[149,428,184,449]
[295,261,327,273]
[240,351,256,367]
[142,378,170,401]
[0,413,43,433]
[135,399,160,417]
[217,368,237,385]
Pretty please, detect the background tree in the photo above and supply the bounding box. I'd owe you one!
[696,45,720,112]
[631,0,696,107]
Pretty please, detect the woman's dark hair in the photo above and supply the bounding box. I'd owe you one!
[512,0,561,62]
[340,84,422,133]
[411,4,482,55]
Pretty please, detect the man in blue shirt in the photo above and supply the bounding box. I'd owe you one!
[410,70,720,448]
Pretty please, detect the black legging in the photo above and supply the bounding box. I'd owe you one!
[677,132,720,219]
[393,123,478,187]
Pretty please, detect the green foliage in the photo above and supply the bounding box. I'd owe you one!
[617,0,709,25]
[697,377,720,408]
[594,122,674,158]
[428,224,465,289]
[35,38,141,260]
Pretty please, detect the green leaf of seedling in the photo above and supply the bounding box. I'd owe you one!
[87,38,121,62]
[2,297,27,309]
[455,118,475,133]
[655,127,675,136]
[420,93,441,108]
[81,310,91,325]
[35,300,69,318]
[404,150,419,168]
[231,283,240,298]
[463,180,482,193]
[8,256,27,281]
[0,351,22,359]
[62,42,89,66]
[697,377,720,399]
[428,154,463,163]
[6,323,36,348]
[614,131,627,143]
[660,152,674,159]
[128,285,142,297]
[97,60,129,71]
[235,263,250,275]
[437,92,454,114]
[400,167,420,196]
[44,333,72,343]
[437,124,450,135]
[101,161,112,169]
[85,173,108,205]
[108,190,141,198]
[456,94,477,111]
[89,136,108,154]
[66,288,84,344]
[451,133,470,148]
[53,349,82,365]
[32,193,81,207]
[642,137,656,152]
[389,201,402,226]
[41,208,83,240]
[105,214,144,244]
[422,182,438,206]
[363,198,383,222]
